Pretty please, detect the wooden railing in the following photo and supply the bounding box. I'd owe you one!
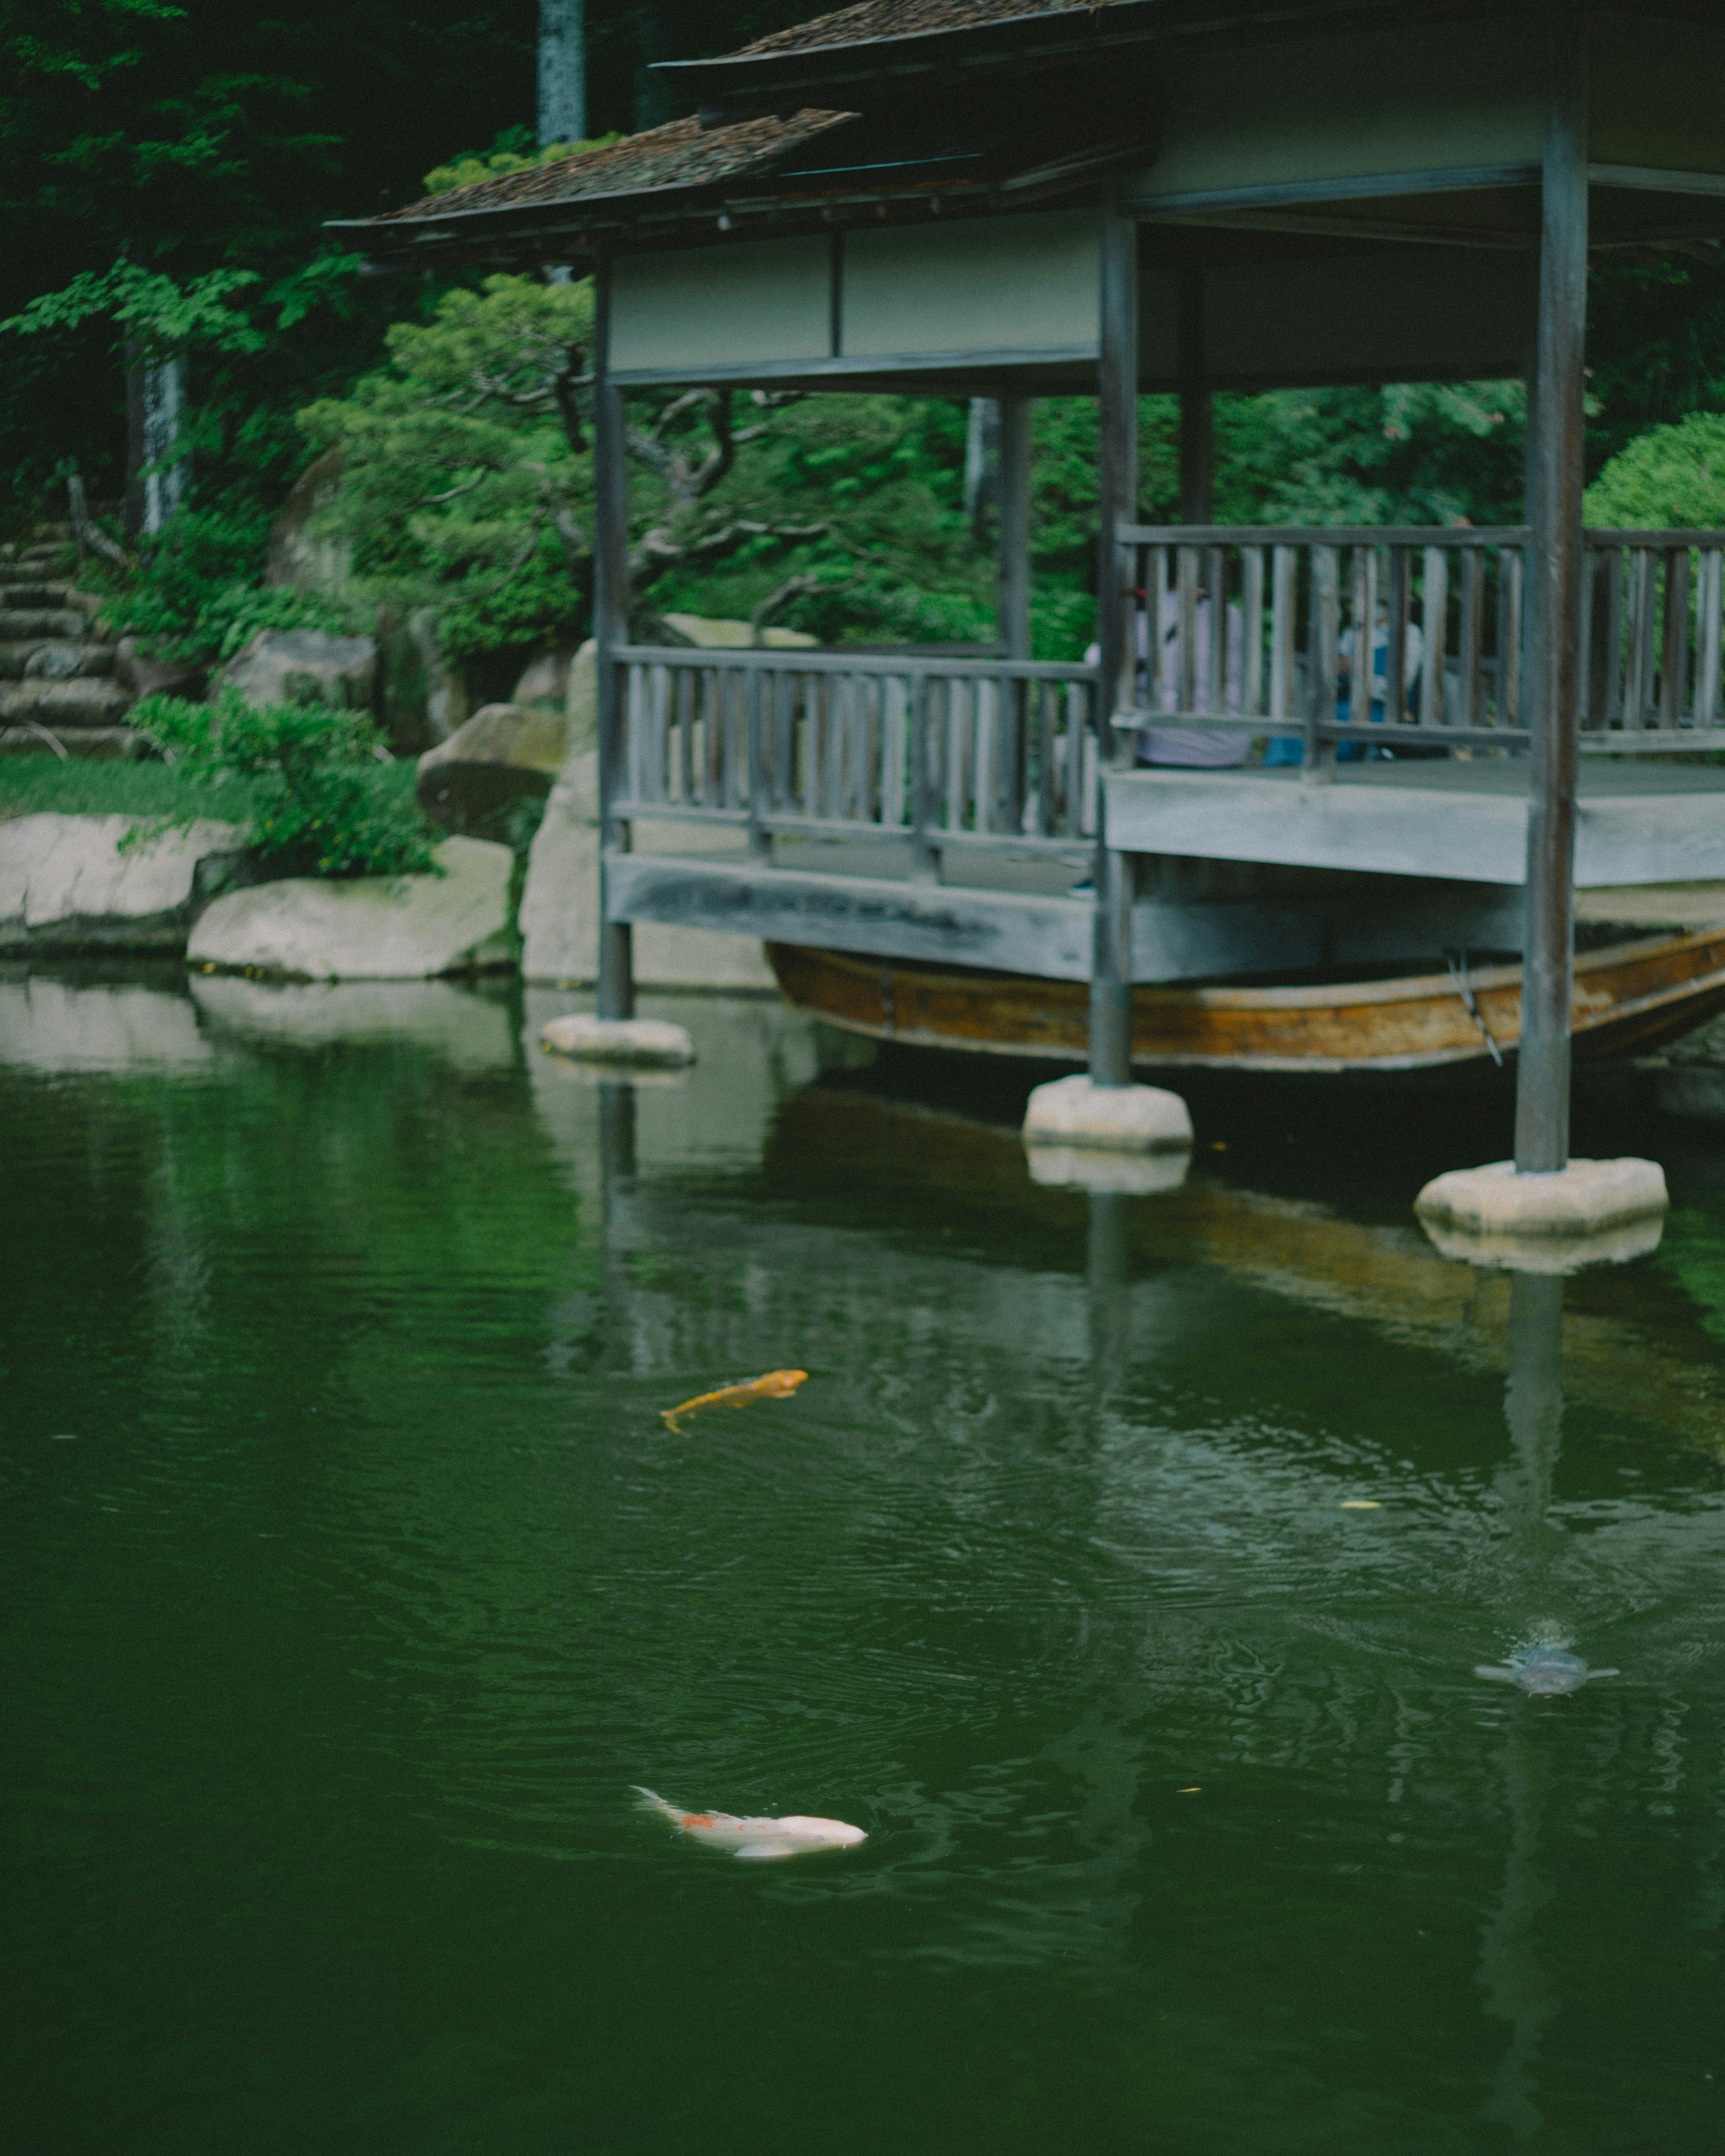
[1116,524,1725,756]
[613,645,1101,868]
[1583,530,1725,742]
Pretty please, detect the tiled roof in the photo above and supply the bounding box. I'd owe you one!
[367,110,858,225]
[734,2,1080,56]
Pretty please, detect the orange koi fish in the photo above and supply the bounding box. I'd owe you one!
[634,1787,865,1860]
[659,1368,807,1434]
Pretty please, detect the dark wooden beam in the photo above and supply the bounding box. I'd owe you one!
[592,251,634,1021]
[1515,2,1589,1174]
[1092,189,1139,1087]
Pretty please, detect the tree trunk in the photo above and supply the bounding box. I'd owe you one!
[124,341,190,541]
[538,0,586,147]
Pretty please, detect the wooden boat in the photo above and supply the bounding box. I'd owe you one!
[767,924,1725,1075]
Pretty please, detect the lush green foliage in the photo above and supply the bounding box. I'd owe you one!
[132,688,440,878]
[84,502,358,663]
[299,275,594,661]
[5,5,1721,680]
[1584,411,1725,528]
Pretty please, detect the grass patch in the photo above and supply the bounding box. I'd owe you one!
[0,755,252,826]
[0,751,427,844]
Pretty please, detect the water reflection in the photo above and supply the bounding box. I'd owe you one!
[1476,1273,1566,2141]
[8,970,1725,2154]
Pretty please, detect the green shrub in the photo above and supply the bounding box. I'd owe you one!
[133,689,441,879]
[88,504,359,665]
[1585,411,1725,527]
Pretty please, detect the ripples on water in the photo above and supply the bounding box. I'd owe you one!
[4,972,1725,2152]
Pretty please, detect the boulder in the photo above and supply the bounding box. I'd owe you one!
[187,834,513,981]
[0,813,249,951]
[115,635,206,703]
[189,975,516,1069]
[377,605,468,752]
[517,748,777,990]
[266,447,353,595]
[566,637,597,743]
[0,975,215,1074]
[416,702,571,842]
[221,627,376,712]
[657,613,818,650]
[511,648,571,711]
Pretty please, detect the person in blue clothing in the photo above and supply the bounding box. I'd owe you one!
[1263,601,1430,765]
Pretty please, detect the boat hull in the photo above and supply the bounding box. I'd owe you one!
[767,929,1725,1074]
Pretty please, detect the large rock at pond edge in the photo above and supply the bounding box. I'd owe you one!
[266,447,353,596]
[0,813,250,950]
[377,605,468,753]
[221,627,376,712]
[517,751,776,990]
[416,702,570,841]
[187,835,514,980]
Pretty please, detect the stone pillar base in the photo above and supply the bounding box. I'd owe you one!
[1024,1144,1190,1196]
[1022,1073,1193,1154]
[540,1014,695,1067]
[1414,1157,1667,1271]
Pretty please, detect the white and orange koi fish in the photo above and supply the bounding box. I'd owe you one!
[633,1786,866,1861]
[659,1368,807,1435]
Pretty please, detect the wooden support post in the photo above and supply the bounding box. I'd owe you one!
[1090,194,1138,1087]
[593,252,634,1020]
[997,394,1033,662]
[1515,6,1588,1174]
[1177,266,1214,525]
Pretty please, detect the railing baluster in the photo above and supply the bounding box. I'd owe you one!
[881,676,907,827]
[1661,544,1691,729]
[1308,544,1339,773]
[1627,547,1656,726]
[744,666,769,858]
[1177,545,1199,714]
[1698,550,1724,729]
[1457,547,1483,730]
[624,663,644,800]
[910,674,938,880]
[1270,544,1297,738]
[945,679,966,832]
[1420,547,1448,729]
[1348,543,1373,730]
[680,666,694,803]
[1240,547,1265,719]
[1599,544,1624,730]
[1037,681,1058,836]
[1499,546,1523,732]
[1386,546,1411,727]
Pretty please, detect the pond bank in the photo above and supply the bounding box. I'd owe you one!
[0,805,775,990]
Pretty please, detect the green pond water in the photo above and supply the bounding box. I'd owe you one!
[4,969,1725,2154]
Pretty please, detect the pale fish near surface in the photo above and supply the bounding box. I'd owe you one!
[1475,1637,1621,1696]
[633,1786,866,1861]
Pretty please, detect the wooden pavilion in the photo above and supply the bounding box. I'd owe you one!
[338,0,1725,1175]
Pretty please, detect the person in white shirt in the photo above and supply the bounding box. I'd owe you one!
[1084,583,1248,769]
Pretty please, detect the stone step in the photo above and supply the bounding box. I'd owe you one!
[0,609,94,640]
[0,641,116,681]
[0,580,96,609]
[0,724,143,760]
[0,679,133,726]
[0,545,72,570]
